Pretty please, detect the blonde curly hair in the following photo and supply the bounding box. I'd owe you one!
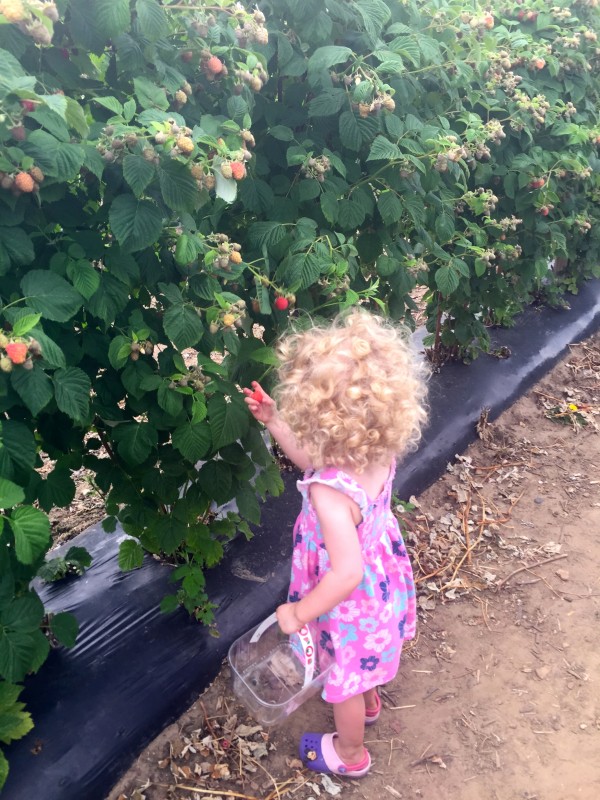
[275,310,428,473]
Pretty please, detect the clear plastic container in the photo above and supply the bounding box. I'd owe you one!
[228,613,334,726]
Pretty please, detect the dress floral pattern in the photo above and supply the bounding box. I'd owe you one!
[288,464,417,703]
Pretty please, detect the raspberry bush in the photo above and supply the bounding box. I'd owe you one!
[1,0,600,784]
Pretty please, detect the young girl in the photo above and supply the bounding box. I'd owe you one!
[244,310,428,778]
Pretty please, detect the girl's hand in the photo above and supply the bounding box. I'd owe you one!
[276,602,303,634]
[243,381,276,424]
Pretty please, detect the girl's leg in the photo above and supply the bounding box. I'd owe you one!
[332,695,368,765]
[363,687,378,711]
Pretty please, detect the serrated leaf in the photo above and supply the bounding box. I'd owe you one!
[339,111,362,151]
[11,365,54,417]
[113,422,157,464]
[308,89,347,117]
[158,160,198,213]
[66,260,101,300]
[0,477,24,509]
[172,422,212,463]
[123,154,155,197]
[197,460,233,507]
[235,485,261,525]
[0,420,36,471]
[149,514,186,555]
[308,45,353,74]
[435,212,455,242]
[94,0,130,40]
[133,76,169,111]
[109,195,163,253]
[207,393,249,451]
[0,682,33,747]
[136,0,168,41]
[49,612,79,648]
[337,199,365,230]
[9,506,51,565]
[377,191,403,225]
[11,313,41,337]
[21,270,82,323]
[53,367,91,422]
[157,382,183,416]
[367,135,402,161]
[163,304,204,350]
[435,265,460,297]
[118,539,144,571]
[22,130,84,182]
[37,468,76,512]
[0,226,35,274]
[269,125,294,141]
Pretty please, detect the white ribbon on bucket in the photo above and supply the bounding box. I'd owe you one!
[249,612,316,688]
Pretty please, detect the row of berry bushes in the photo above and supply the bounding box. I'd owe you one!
[1,0,599,785]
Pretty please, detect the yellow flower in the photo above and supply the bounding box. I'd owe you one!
[568,403,578,411]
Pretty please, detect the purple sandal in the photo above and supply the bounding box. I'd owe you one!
[299,732,371,777]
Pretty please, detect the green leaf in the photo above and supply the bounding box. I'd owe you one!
[377,191,403,225]
[174,233,199,266]
[123,154,155,197]
[113,422,157,464]
[133,76,169,111]
[95,0,130,40]
[22,130,84,181]
[9,506,51,565]
[308,89,347,117]
[10,365,54,417]
[208,393,249,451]
[339,111,362,151]
[49,612,79,648]
[158,160,198,213]
[108,335,133,370]
[93,96,123,116]
[435,212,455,243]
[308,45,353,73]
[157,382,183,416]
[66,260,101,300]
[337,199,365,230]
[283,252,323,290]
[0,226,35,274]
[163,304,204,350]
[37,468,76,512]
[118,539,144,571]
[0,478,24,509]
[435,265,460,297]
[320,192,339,224]
[109,195,163,253]
[197,460,233,507]
[149,514,186,554]
[65,98,89,138]
[268,125,294,141]
[172,422,212,463]
[0,682,33,748]
[236,485,260,525]
[21,270,82,323]
[367,135,402,161]
[0,420,36,472]
[53,367,91,422]
[11,314,41,337]
[136,0,168,41]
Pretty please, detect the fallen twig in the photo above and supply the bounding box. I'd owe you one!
[496,554,568,588]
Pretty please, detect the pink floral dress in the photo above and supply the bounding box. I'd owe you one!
[287,464,417,703]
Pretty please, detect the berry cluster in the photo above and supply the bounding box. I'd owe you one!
[0,0,58,44]
[233,9,269,46]
[170,365,211,392]
[0,166,44,195]
[0,333,41,372]
[97,126,145,164]
[513,90,551,126]
[209,234,243,272]
[301,155,331,182]
[129,341,154,362]
[233,63,269,93]
[208,299,247,334]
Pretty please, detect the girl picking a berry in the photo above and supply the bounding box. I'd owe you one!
[244,310,428,778]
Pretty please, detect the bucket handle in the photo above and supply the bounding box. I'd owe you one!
[249,612,316,688]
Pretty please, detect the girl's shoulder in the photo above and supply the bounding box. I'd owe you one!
[298,461,395,507]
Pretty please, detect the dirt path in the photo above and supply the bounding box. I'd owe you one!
[109,332,600,800]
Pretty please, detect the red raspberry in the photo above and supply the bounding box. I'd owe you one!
[274,296,289,311]
[230,161,246,181]
[251,388,264,402]
[206,56,224,75]
[20,99,35,113]
[5,342,28,364]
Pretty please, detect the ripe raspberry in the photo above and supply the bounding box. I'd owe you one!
[229,251,242,264]
[11,125,26,141]
[274,296,289,311]
[20,99,35,113]
[539,206,550,216]
[176,135,194,155]
[220,161,233,180]
[5,341,28,364]
[230,161,246,181]
[206,56,224,75]
[0,0,26,23]
[14,172,35,193]
[250,388,264,402]
[533,58,545,70]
